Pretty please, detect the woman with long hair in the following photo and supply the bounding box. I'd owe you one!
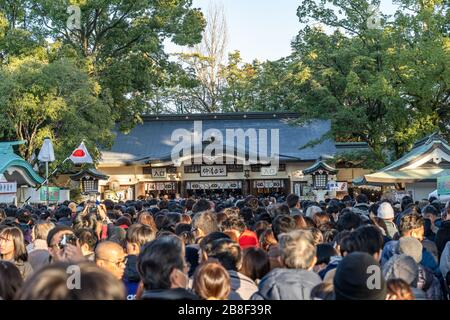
[0,226,34,279]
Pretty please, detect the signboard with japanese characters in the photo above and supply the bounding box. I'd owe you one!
[200,165,227,177]
[261,166,278,176]
[186,181,241,190]
[0,182,17,194]
[327,181,348,192]
[151,168,167,178]
[254,180,284,189]
[146,182,176,191]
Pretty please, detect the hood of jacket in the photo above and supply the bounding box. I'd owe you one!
[252,268,321,300]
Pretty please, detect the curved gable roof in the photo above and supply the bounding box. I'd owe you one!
[0,141,44,186]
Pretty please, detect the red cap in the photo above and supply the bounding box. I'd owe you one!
[239,229,259,249]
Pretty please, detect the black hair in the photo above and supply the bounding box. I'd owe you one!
[54,206,72,220]
[0,260,23,300]
[401,196,414,211]
[208,238,242,271]
[175,223,192,236]
[272,204,290,217]
[199,232,231,256]
[46,225,73,247]
[316,243,338,265]
[272,215,296,241]
[337,212,362,232]
[422,205,438,217]
[356,194,368,204]
[74,228,98,252]
[192,199,212,213]
[347,225,383,256]
[286,194,300,209]
[137,235,185,290]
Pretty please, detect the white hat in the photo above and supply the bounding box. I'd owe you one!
[378,202,394,220]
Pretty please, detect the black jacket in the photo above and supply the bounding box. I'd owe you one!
[141,288,199,300]
[436,220,450,257]
[124,255,140,282]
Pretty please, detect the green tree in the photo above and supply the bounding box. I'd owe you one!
[0,0,205,165]
[0,50,114,167]
[288,0,449,166]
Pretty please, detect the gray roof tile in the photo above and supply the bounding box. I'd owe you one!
[100,113,336,164]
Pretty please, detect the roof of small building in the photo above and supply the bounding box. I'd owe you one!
[354,132,450,185]
[100,112,336,165]
[70,168,109,181]
[0,141,44,186]
[303,160,338,175]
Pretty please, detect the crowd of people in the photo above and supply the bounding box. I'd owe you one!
[0,192,449,300]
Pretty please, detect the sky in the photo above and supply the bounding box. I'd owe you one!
[165,0,400,63]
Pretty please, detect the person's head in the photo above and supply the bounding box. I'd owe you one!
[314,243,338,273]
[184,198,196,212]
[125,223,156,255]
[356,194,368,204]
[0,260,23,300]
[326,205,340,222]
[137,212,157,230]
[346,225,384,261]
[259,228,277,252]
[220,217,246,239]
[191,210,219,238]
[74,228,98,256]
[208,238,242,271]
[0,227,28,262]
[336,211,362,232]
[334,252,387,300]
[137,235,189,290]
[272,203,291,217]
[54,206,72,221]
[401,196,414,212]
[31,221,55,243]
[383,254,419,288]
[46,226,74,262]
[16,262,126,300]
[192,199,212,214]
[95,241,127,280]
[309,227,324,246]
[286,193,300,209]
[193,259,230,300]
[312,212,330,227]
[399,213,424,241]
[377,202,395,221]
[421,205,439,223]
[305,205,322,218]
[397,236,423,263]
[386,278,414,300]
[310,282,334,300]
[278,230,317,270]
[272,215,296,241]
[240,247,270,282]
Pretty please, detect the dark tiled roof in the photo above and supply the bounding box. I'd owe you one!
[100,113,336,164]
[303,160,338,175]
[70,168,109,181]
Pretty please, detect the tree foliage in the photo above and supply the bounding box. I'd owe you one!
[0,0,205,170]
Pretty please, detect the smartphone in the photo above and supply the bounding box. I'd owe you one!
[59,234,78,248]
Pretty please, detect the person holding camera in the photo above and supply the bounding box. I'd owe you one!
[46,226,85,264]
